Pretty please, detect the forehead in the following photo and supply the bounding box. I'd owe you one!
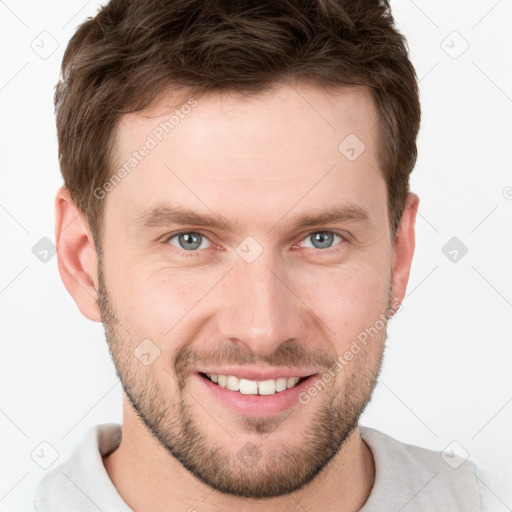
[116,82,379,158]
[107,82,386,232]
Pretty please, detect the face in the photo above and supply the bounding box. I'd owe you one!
[96,82,399,498]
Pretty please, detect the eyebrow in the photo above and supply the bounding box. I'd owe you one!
[132,203,372,233]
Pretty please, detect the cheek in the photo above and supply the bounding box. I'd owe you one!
[293,261,391,342]
[105,260,228,338]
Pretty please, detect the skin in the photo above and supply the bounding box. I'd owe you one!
[55,81,419,512]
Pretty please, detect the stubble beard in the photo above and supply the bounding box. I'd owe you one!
[96,257,389,498]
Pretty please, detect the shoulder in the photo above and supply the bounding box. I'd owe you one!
[359,426,484,511]
[33,423,128,512]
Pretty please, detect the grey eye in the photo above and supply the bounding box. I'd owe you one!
[168,232,210,251]
[300,231,342,250]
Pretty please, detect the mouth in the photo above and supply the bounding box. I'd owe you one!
[199,372,312,395]
[195,371,319,417]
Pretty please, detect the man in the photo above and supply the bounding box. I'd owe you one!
[34,0,485,510]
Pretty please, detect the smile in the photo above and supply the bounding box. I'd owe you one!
[201,372,311,395]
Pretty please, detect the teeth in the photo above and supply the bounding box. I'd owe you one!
[226,375,240,391]
[286,377,297,388]
[240,379,258,394]
[258,379,277,395]
[205,374,303,395]
[275,377,287,392]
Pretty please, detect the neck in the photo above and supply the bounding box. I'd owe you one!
[103,401,375,512]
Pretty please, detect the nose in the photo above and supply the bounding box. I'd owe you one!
[216,250,307,357]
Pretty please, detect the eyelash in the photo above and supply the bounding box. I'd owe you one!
[163,230,346,259]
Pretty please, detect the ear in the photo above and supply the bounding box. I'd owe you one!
[55,186,101,322]
[390,192,420,307]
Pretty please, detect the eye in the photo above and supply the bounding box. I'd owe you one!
[163,229,345,258]
[297,231,344,251]
[166,231,211,255]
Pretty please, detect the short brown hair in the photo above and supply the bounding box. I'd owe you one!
[55,0,420,247]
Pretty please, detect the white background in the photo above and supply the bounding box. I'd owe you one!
[1,1,511,510]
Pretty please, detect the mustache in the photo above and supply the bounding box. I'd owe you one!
[174,341,338,382]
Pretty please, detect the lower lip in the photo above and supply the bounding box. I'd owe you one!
[195,373,318,416]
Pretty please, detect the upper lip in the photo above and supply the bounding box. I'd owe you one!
[195,367,317,381]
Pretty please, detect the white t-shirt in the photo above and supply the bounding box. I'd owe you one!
[33,423,492,511]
